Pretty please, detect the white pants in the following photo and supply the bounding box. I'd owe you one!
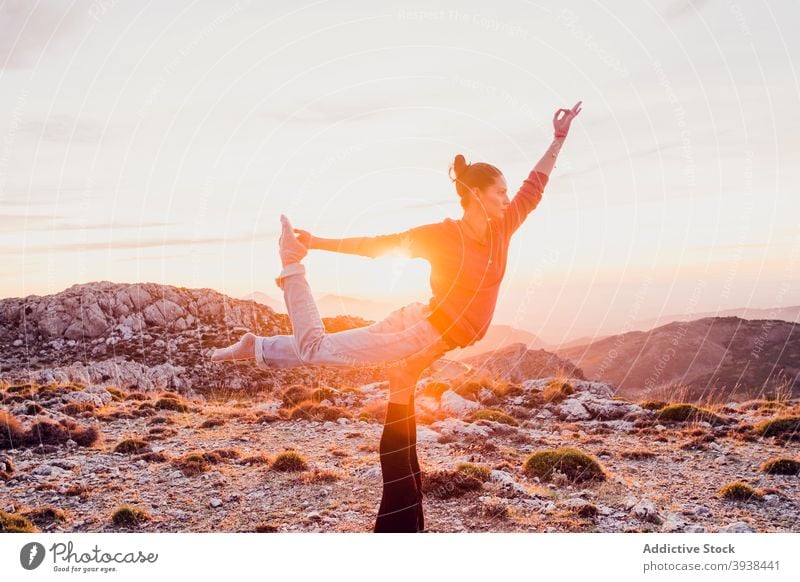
[254,263,451,370]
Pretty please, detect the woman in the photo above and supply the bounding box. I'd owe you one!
[211,101,582,532]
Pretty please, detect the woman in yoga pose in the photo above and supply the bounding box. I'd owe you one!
[211,101,582,532]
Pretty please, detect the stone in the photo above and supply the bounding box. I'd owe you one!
[440,390,480,416]
[718,522,755,533]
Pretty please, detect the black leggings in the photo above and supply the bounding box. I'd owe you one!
[373,395,424,533]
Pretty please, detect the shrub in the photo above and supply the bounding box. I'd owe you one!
[753,416,800,439]
[718,481,763,502]
[114,438,151,455]
[133,452,169,463]
[24,403,44,415]
[452,381,484,401]
[620,449,656,460]
[0,510,37,532]
[173,452,210,476]
[466,409,519,427]
[310,386,338,404]
[542,379,575,404]
[22,506,68,528]
[0,411,26,449]
[58,419,100,447]
[271,450,308,472]
[239,453,271,465]
[759,457,800,476]
[481,497,509,518]
[64,484,91,498]
[419,381,452,399]
[523,447,607,484]
[286,401,351,422]
[111,505,151,527]
[656,403,727,426]
[300,468,341,484]
[455,462,491,482]
[279,384,312,407]
[639,400,667,411]
[154,397,189,413]
[104,386,127,401]
[125,392,150,401]
[61,402,97,416]
[423,470,483,499]
[357,400,387,423]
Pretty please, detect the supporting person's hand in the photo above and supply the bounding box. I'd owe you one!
[553,100,582,138]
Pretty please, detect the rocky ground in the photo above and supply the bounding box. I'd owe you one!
[2,376,798,533]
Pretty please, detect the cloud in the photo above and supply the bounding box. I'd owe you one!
[0,214,176,232]
[1,229,279,255]
[18,114,110,143]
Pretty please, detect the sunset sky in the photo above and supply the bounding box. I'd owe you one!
[1,0,798,344]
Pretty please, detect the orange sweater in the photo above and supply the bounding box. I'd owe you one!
[353,170,549,349]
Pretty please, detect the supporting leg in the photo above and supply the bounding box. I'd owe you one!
[373,348,443,533]
[408,391,425,532]
[373,400,418,533]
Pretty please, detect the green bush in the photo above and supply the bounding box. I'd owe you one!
[0,411,25,449]
[759,457,800,476]
[656,403,727,426]
[639,400,667,411]
[114,438,151,454]
[0,510,37,532]
[154,397,189,413]
[286,401,351,422]
[542,380,575,404]
[466,409,519,427]
[718,481,763,502]
[523,447,607,483]
[456,462,492,482]
[753,416,800,439]
[111,505,151,527]
[271,450,308,472]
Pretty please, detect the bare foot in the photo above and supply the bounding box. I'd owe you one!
[210,332,256,362]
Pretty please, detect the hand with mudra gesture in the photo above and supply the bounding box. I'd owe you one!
[553,100,582,138]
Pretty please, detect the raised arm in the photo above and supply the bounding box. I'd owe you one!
[502,101,582,235]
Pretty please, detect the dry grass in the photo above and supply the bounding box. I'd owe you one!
[271,450,308,472]
[111,505,151,527]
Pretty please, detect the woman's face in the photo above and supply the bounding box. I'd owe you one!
[473,175,509,221]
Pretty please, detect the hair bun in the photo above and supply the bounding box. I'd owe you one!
[450,154,469,182]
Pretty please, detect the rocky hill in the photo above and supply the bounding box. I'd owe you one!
[555,317,800,402]
[460,342,585,384]
[0,281,391,395]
